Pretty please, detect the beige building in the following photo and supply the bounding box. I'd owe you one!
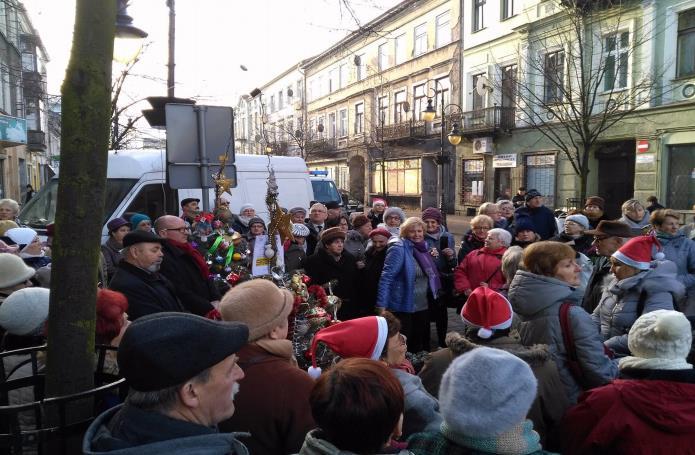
[302,0,462,209]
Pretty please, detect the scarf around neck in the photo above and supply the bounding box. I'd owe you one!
[167,239,210,280]
[440,420,542,455]
[411,240,442,297]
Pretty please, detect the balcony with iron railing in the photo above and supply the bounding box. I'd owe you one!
[27,130,46,152]
[459,106,516,137]
[306,136,337,153]
[375,120,427,142]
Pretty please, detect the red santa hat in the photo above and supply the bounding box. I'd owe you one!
[306,316,388,379]
[612,235,664,271]
[460,287,514,339]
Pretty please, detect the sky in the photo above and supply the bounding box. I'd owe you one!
[22,0,401,108]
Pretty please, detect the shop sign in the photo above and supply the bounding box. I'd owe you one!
[493,154,517,168]
[635,153,655,164]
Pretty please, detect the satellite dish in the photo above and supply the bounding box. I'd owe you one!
[475,76,493,97]
[402,101,411,112]
[287,88,294,97]
[353,55,361,66]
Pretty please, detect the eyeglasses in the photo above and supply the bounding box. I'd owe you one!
[593,236,609,242]
[472,226,491,231]
[398,333,407,346]
[164,227,189,233]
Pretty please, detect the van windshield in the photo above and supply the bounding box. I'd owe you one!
[19,178,138,228]
[311,180,342,206]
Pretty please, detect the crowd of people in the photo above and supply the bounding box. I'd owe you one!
[1,190,695,454]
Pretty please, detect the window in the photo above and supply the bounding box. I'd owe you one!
[328,113,336,138]
[667,144,695,209]
[339,63,349,88]
[677,8,695,78]
[544,50,565,103]
[309,119,315,135]
[378,43,390,70]
[413,84,427,119]
[473,0,485,32]
[356,53,366,81]
[394,91,406,123]
[372,159,421,195]
[472,73,486,110]
[395,34,407,65]
[433,77,450,116]
[278,90,284,110]
[270,95,275,112]
[435,12,451,47]
[339,109,348,137]
[378,96,389,125]
[354,103,364,134]
[414,23,427,56]
[317,116,325,138]
[604,31,629,91]
[501,0,514,20]
[461,159,485,205]
[329,68,338,93]
[525,154,556,207]
[501,64,518,108]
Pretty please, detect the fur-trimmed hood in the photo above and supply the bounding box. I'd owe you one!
[444,331,551,368]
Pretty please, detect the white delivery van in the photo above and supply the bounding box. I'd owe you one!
[19,149,314,241]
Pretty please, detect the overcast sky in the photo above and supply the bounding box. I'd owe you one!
[22,0,400,107]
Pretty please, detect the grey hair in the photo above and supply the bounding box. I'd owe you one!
[478,202,499,215]
[621,199,644,215]
[488,228,512,247]
[497,199,513,209]
[0,198,19,214]
[126,368,211,413]
[501,246,524,283]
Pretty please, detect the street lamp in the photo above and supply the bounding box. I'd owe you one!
[114,0,148,63]
[421,80,463,225]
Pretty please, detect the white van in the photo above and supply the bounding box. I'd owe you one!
[19,149,314,240]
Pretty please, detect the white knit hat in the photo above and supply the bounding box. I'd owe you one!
[0,253,36,288]
[565,214,590,230]
[623,310,692,369]
[5,227,37,247]
[291,223,310,237]
[0,287,50,335]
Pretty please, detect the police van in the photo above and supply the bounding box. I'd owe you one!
[19,149,314,240]
[309,170,344,211]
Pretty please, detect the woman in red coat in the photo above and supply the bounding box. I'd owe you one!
[454,228,510,298]
[561,310,695,454]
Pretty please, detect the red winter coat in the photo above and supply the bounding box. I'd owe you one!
[453,246,507,294]
[561,373,695,454]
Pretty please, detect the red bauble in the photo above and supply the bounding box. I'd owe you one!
[301,275,311,284]
[226,273,241,285]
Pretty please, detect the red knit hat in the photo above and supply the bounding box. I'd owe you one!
[612,235,664,271]
[460,287,513,339]
[306,316,388,379]
[369,227,392,239]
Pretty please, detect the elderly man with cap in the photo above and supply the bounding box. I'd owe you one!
[180,197,200,226]
[0,253,35,305]
[305,202,328,256]
[108,230,184,321]
[325,200,342,223]
[304,227,359,320]
[154,215,221,319]
[83,313,250,454]
[232,203,256,236]
[513,189,557,240]
[218,280,315,454]
[101,217,131,284]
[581,220,636,313]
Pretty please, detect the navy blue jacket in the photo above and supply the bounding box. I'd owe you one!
[515,205,558,240]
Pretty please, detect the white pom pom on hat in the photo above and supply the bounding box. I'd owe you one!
[627,310,692,363]
[460,287,513,339]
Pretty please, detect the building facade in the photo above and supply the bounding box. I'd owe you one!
[0,0,54,204]
[458,0,695,217]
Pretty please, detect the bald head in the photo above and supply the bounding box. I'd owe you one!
[155,215,189,242]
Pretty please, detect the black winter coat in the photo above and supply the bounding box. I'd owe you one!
[304,223,323,256]
[358,247,387,316]
[457,230,485,263]
[304,248,358,320]
[582,256,612,314]
[159,242,220,317]
[108,261,185,321]
[550,232,594,256]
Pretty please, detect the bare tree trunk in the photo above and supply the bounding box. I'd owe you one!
[45,0,116,406]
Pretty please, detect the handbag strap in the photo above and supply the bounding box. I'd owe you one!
[559,301,587,387]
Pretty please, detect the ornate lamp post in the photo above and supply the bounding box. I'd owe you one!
[421,80,462,226]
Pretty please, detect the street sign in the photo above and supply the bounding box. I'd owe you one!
[636,140,649,153]
[165,104,236,210]
[493,154,517,168]
[0,114,27,145]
